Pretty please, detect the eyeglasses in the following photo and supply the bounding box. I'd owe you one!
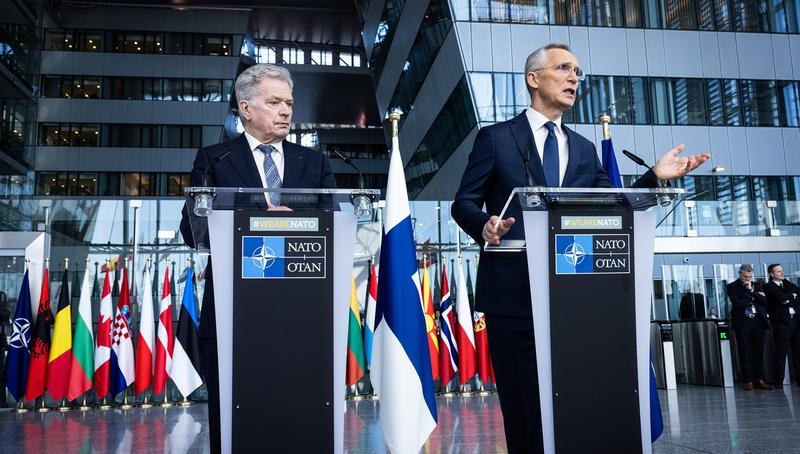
[531,63,585,81]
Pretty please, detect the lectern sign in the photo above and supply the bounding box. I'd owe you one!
[241,236,327,279]
[554,234,630,275]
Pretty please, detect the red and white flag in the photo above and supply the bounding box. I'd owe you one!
[153,266,174,396]
[134,264,155,395]
[455,258,477,385]
[93,268,113,398]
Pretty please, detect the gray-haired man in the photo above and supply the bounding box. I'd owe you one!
[727,264,771,390]
[180,63,335,453]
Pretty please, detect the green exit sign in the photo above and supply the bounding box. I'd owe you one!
[720,332,728,340]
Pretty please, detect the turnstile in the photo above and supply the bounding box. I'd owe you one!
[650,322,677,390]
[671,320,733,387]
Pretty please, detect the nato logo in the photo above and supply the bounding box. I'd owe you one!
[242,235,326,279]
[555,234,630,275]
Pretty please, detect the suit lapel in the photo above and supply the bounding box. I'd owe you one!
[282,141,307,188]
[229,134,263,188]
[508,111,545,186]
[562,125,581,187]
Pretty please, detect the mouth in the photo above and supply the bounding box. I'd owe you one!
[563,88,576,97]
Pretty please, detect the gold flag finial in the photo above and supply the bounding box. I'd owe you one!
[600,114,611,140]
[389,110,402,137]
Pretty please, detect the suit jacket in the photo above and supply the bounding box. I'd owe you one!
[179,133,336,338]
[764,279,800,327]
[451,111,660,317]
[726,280,769,329]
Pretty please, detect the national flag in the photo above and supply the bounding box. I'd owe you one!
[25,266,51,400]
[171,266,203,398]
[363,261,378,370]
[94,267,113,398]
[602,132,663,442]
[371,120,437,453]
[46,268,73,401]
[4,269,32,401]
[153,266,174,397]
[110,267,135,395]
[455,257,477,385]
[134,264,155,395]
[346,276,366,386]
[473,311,491,385]
[601,134,623,188]
[437,264,457,388]
[422,260,439,382]
[67,264,95,400]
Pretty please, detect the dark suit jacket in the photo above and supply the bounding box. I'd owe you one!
[764,279,800,327]
[727,280,769,329]
[451,111,660,317]
[179,133,336,338]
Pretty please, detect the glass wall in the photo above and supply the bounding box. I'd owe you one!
[41,75,233,102]
[472,71,800,128]
[39,123,207,148]
[450,0,800,33]
[43,29,241,56]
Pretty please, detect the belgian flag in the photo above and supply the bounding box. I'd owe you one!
[46,268,73,401]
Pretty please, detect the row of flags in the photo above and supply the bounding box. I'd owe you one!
[3,260,204,407]
[345,257,494,392]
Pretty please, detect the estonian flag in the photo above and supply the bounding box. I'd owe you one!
[370,119,437,453]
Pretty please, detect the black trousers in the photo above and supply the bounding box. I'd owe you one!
[735,317,766,382]
[485,314,544,454]
[773,321,800,383]
[201,336,221,454]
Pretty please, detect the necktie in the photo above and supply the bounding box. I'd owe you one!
[543,121,559,187]
[257,144,282,206]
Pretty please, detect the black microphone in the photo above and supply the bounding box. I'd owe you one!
[201,149,232,187]
[622,149,649,169]
[331,147,366,189]
[521,148,534,186]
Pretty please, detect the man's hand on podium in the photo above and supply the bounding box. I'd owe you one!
[483,216,515,245]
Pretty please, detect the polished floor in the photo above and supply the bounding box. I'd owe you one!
[2,385,800,453]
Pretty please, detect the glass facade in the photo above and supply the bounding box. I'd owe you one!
[39,123,207,148]
[253,42,365,67]
[369,0,408,80]
[472,71,800,128]
[450,0,800,32]
[41,75,233,102]
[43,29,242,56]
[35,171,191,196]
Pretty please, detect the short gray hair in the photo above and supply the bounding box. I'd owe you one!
[235,64,294,103]
[524,43,572,96]
[739,264,754,273]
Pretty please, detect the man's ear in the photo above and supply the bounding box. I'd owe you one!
[239,100,250,121]
[526,71,539,90]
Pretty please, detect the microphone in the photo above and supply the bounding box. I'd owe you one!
[521,148,534,186]
[194,148,232,216]
[331,147,365,189]
[622,149,647,168]
[331,147,375,219]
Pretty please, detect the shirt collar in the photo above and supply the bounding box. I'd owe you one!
[526,107,563,133]
[244,130,284,154]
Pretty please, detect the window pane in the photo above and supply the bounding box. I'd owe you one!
[630,77,650,124]
[573,78,593,123]
[777,80,799,127]
[203,79,222,101]
[752,176,788,200]
[715,0,734,30]
[164,126,181,147]
[514,73,529,112]
[469,72,495,122]
[625,0,644,26]
[99,173,120,196]
[697,0,717,29]
[123,78,143,100]
[110,78,124,99]
[42,76,61,97]
[164,79,181,101]
[165,33,184,54]
[590,75,632,124]
[670,78,706,125]
[732,0,770,31]
[493,73,515,121]
[40,123,59,146]
[723,79,742,126]
[85,32,102,52]
[126,33,144,52]
[650,78,670,125]
[36,172,58,195]
[509,0,548,23]
[223,80,233,102]
[120,125,141,147]
[664,0,698,29]
[79,124,99,146]
[77,173,97,195]
[123,173,140,195]
[44,29,64,50]
[206,35,223,56]
[71,78,84,98]
[740,79,779,126]
[706,79,726,125]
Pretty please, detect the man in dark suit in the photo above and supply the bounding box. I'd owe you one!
[764,263,800,388]
[727,264,771,390]
[180,63,335,453]
[451,43,710,453]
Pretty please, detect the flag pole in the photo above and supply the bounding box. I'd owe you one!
[160,256,173,409]
[140,257,155,409]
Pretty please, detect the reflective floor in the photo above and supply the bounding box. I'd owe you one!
[2,385,800,453]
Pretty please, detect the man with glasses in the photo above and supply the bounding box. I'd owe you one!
[452,43,710,453]
[764,263,800,388]
[727,264,771,391]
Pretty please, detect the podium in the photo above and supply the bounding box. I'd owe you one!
[489,187,684,454]
[185,187,379,454]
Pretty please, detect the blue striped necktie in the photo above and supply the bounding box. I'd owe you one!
[257,144,282,206]
[543,121,559,187]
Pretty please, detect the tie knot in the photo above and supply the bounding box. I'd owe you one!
[257,143,275,154]
[545,121,556,133]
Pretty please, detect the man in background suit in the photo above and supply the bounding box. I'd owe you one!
[180,63,335,453]
[764,263,800,388]
[451,43,710,453]
[727,264,771,390]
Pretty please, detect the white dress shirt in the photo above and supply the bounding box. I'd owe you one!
[525,107,569,186]
[244,130,285,187]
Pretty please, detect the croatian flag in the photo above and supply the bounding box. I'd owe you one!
[371,123,437,453]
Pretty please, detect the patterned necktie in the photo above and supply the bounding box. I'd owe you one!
[257,144,282,206]
[543,121,560,187]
